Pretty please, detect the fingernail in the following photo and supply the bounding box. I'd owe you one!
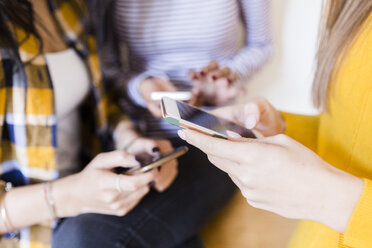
[245,115,257,129]
[212,75,217,81]
[178,130,186,140]
[226,130,242,139]
[152,147,160,153]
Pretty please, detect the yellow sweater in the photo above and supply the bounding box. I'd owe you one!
[286,14,372,248]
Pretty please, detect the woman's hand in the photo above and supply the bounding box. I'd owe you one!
[211,98,286,137]
[178,129,364,233]
[139,77,176,118]
[57,151,158,217]
[126,138,179,192]
[188,61,243,106]
[113,122,178,192]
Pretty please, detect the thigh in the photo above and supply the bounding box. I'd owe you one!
[52,141,236,248]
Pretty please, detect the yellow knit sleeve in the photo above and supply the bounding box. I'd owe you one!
[342,179,372,247]
[282,112,320,152]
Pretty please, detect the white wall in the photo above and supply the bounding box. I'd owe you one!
[240,0,323,115]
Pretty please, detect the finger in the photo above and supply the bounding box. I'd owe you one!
[207,154,241,176]
[226,130,242,140]
[116,170,158,192]
[189,90,204,106]
[188,70,199,80]
[223,84,240,103]
[92,151,140,169]
[229,101,266,129]
[178,129,258,163]
[228,73,239,85]
[188,90,201,106]
[140,138,161,156]
[214,79,232,105]
[155,139,174,155]
[199,61,219,77]
[154,161,178,192]
[242,99,271,129]
[114,186,150,216]
[208,67,231,82]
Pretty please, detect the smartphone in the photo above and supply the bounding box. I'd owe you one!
[161,97,257,139]
[151,91,192,101]
[124,146,189,175]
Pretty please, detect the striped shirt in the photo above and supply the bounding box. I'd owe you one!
[114,0,272,138]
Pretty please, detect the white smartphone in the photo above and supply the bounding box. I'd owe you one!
[160,97,257,139]
[151,91,192,101]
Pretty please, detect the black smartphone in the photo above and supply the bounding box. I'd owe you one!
[115,146,189,175]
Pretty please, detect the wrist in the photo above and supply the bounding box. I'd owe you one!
[53,174,81,218]
[319,168,364,232]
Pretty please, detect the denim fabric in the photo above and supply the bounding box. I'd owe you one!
[52,139,236,248]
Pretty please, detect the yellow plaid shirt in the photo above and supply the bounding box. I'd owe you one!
[0,0,127,247]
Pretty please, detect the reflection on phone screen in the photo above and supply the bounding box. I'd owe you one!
[176,101,255,138]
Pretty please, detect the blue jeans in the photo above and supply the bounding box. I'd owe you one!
[52,140,236,248]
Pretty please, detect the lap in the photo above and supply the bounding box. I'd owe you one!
[52,141,236,248]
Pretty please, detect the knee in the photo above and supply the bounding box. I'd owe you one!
[52,214,107,248]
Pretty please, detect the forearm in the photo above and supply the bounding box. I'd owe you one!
[316,166,364,233]
[1,175,77,233]
[226,0,272,80]
[114,120,141,150]
[224,45,272,81]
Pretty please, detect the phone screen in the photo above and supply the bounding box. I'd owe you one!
[176,101,256,138]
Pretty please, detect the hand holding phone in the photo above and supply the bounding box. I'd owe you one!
[124,146,189,175]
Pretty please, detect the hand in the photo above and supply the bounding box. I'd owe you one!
[211,98,286,137]
[126,138,178,192]
[60,151,158,217]
[178,129,364,233]
[139,77,176,118]
[188,61,243,106]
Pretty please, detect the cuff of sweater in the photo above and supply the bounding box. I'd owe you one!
[343,178,372,247]
[127,71,170,108]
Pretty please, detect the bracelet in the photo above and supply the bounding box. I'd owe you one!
[1,201,12,233]
[43,182,57,220]
[0,181,13,233]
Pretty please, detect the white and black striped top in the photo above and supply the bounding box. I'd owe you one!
[114,0,272,138]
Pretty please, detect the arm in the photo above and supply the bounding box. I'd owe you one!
[126,71,170,108]
[223,0,272,81]
[0,151,157,234]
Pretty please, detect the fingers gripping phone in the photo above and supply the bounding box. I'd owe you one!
[160,97,257,139]
[124,146,189,175]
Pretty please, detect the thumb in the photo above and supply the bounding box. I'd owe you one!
[91,150,140,170]
[239,102,264,129]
